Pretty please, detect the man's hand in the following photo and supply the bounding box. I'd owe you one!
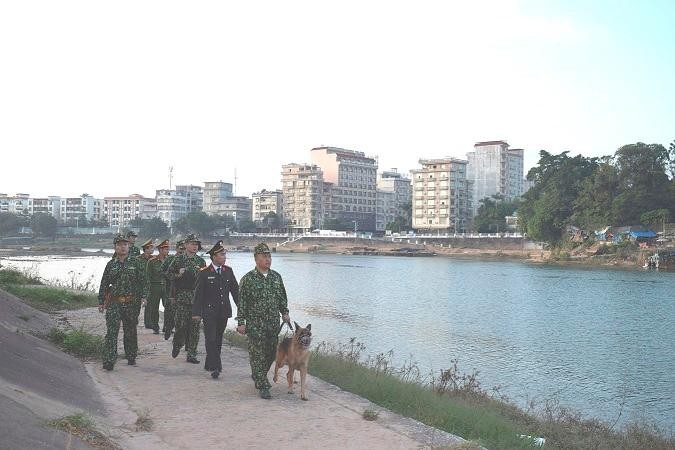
[141,298,147,307]
[282,313,290,324]
[237,324,246,335]
[192,315,201,321]
[98,305,105,313]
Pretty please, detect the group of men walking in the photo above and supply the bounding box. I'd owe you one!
[97,231,291,398]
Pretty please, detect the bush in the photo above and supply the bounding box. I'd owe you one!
[47,327,103,360]
[0,267,43,285]
[4,285,98,311]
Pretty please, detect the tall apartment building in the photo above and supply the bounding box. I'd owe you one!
[207,196,252,224]
[376,170,412,232]
[466,141,524,216]
[203,181,233,215]
[60,194,102,223]
[310,146,378,231]
[156,185,203,228]
[103,194,156,229]
[252,189,283,223]
[281,163,324,232]
[0,193,31,215]
[411,158,472,232]
[30,196,62,220]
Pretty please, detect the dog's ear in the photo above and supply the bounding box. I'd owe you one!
[293,321,299,330]
[306,324,311,331]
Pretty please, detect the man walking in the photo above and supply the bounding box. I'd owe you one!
[138,239,154,328]
[126,230,141,257]
[161,239,184,340]
[98,234,146,370]
[166,233,205,363]
[192,241,239,379]
[145,239,168,334]
[236,243,290,399]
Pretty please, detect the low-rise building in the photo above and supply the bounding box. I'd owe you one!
[252,189,283,223]
[103,194,156,229]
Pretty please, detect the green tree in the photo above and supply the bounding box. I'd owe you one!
[173,211,217,236]
[472,194,519,233]
[640,209,670,232]
[236,219,257,232]
[31,213,58,239]
[572,156,619,230]
[519,151,597,243]
[386,216,409,233]
[0,212,29,236]
[140,217,169,237]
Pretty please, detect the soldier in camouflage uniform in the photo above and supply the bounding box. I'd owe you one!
[236,243,290,399]
[138,239,154,327]
[144,239,169,334]
[161,239,185,340]
[166,233,206,363]
[98,234,147,370]
[126,230,141,257]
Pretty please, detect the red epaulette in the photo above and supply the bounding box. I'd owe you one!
[199,265,210,272]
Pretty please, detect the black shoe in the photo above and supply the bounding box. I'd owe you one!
[259,388,272,399]
[127,359,136,366]
[186,356,200,364]
[153,328,160,335]
[145,325,153,329]
[164,330,172,340]
[103,362,114,371]
[172,347,179,358]
[211,369,220,379]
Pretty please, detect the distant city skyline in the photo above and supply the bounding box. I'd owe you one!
[2,1,674,199]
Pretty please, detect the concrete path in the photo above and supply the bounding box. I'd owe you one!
[63,307,469,450]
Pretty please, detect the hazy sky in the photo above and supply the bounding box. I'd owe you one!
[1,0,673,199]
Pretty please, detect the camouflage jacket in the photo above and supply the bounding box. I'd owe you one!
[165,252,206,292]
[129,245,141,257]
[236,268,289,336]
[97,256,146,305]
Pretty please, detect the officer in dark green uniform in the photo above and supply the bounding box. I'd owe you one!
[98,234,146,370]
[138,238,154,328]
[145,239,169,334]
[237,243,290,399]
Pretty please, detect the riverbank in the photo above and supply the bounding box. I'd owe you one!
[2,235,664,272]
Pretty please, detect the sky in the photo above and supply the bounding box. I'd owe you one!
[1,0,674,199]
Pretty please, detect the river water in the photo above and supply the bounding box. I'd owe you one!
[2,251,673,428]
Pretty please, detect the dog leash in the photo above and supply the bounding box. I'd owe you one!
[278,319,293,335]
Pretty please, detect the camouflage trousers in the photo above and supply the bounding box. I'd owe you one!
[162,286,175,333]
[247,333,278,390]
[144,284,164,330]
[173,290,200,358]
[103,301,138,365]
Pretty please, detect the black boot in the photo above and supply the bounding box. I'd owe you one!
[186,356,200,364]
[164,330,172,340]
[211,369,220,379]
[103,362,114,371]
[172,346,180,358]
[127,359,136,366]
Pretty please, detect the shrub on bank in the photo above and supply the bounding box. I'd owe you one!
[4,285,97,311]
[0,267,43,285]
[47,327,103,360]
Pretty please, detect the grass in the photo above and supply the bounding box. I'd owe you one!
[135,408,153,432]
[48,327,104,360]
[3,285,98,312]
[0,267,43,285]
[362,408,379,421]
[224,331,674,450]
[47,413,120,449]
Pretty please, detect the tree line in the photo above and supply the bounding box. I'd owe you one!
[516,141,674,244]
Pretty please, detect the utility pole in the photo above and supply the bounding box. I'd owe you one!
[169,166,174,190]
[234,168,238,196]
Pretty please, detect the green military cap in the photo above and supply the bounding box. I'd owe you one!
[207,240,225,257]
[141,239,154,249]
[175,239,185,249]
[157,239,170,249]
[126,230,138,238]
[113,233,130,244]
[254,242,271,255]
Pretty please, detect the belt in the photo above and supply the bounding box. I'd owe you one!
[113,296,134,304]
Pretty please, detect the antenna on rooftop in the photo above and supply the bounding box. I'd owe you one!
[169,166,174,189]
[234,168,238,195]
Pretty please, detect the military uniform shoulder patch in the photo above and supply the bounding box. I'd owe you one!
[199,265,211,272]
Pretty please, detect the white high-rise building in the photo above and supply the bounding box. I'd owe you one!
[411,158,472,232]
[466,140,524,216]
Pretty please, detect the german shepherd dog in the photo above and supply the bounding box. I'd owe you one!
[273,322,312,400]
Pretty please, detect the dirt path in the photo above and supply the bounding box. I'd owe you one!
[61,308,468,450]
